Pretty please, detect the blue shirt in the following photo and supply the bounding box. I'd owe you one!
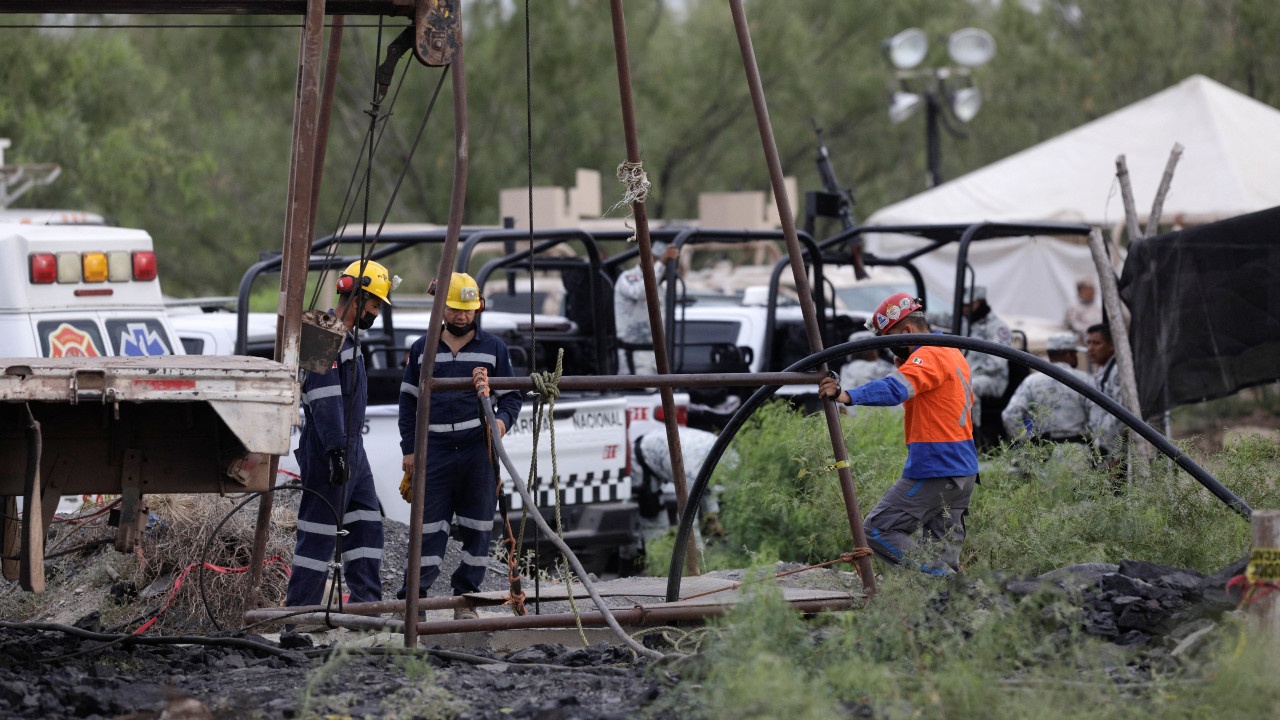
[398,328,523,453]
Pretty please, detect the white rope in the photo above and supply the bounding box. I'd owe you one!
[604,161,652,242]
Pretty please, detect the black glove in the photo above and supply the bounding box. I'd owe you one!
[327,449,349,487]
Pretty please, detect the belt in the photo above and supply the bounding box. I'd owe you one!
[1046,434,1088,445]
[428,418,482,433]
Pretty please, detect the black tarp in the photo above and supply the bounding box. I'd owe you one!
[1118,205,1280,415]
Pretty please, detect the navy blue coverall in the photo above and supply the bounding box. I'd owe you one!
[285,330,384,607]
[398,328,522,597]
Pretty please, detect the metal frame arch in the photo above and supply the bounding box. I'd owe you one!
[665,333,1252,602]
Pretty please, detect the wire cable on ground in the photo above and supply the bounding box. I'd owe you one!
[472,363,671,661]
[198,483,343,632]
[2,621,306,663]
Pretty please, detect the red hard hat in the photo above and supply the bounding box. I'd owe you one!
[865,292,923,335]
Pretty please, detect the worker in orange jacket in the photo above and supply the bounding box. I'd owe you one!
[819,292,979,576]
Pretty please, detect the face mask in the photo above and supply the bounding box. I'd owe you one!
[444,320,476,337]
[357,311,377,330]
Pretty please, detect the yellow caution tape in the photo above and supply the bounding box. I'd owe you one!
[1246,547,1280,583]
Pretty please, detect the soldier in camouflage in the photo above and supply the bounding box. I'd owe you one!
[1001,332,1092,443]
[614,242,680,375]
[632,426,736,540]
[840,330,897,389]
[961,285,1013,449]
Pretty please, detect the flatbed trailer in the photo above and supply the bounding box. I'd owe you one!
[0,355,296,590]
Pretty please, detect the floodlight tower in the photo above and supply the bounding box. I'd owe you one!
[884,27,996,188]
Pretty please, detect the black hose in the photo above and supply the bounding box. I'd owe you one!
[665,333,1252,602]
[0,621,305,661]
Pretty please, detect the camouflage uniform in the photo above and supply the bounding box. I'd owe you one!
[965,311,1012,401]
[1001,361,1092,442]
[613,255,669,375]
[632,426,736,536]
[840,357,896,390]
[1087,356,1126,458]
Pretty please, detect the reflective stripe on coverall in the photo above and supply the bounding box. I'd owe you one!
[286,334,384,607]
[398,328,522,596]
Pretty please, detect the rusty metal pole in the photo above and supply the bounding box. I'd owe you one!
[608,0,697,577]
[247,0,328,606]
[727,0,875,594]
[405,53,468,648]
[276,0,326,374]
[308,15,344,234]
[432,370,824,393]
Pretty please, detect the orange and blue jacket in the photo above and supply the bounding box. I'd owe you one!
[843,339,979,478]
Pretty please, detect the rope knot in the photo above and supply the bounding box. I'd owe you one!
[529,348,565,403]
[604,161,652,241]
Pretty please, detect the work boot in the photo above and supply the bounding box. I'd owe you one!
[453,606,478,621]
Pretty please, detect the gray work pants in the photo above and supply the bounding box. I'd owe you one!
[863,473,977,574]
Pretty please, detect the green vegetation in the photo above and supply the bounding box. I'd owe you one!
[660,400,1278,578]
[678,571,1280,720]
[652,398,1280,719]
[4,2,1280,296]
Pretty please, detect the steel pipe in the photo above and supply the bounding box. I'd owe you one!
[245,597,861,635]
[405,41,469,649]
[247,0,329,607]
[728,0,875,594]
[249,596,476,617]
[431,370,824,392]
[0,1,413,14]
[607,0,695,575]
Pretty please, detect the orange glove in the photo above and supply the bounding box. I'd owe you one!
[399,470,412,503]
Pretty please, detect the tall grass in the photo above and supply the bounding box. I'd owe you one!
[697,401,1278,576]
[682,565,1280,720]
[664,401,1280,719]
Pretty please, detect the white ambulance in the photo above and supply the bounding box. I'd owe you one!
[0,220,181,359]
[1,218,296,577]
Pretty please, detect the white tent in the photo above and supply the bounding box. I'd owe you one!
[864,74,1280,325]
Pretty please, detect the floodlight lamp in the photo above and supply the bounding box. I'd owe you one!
[947,28,996,67]
[884,27,928,70]
[950,86,983,122]
[889,91,923,124]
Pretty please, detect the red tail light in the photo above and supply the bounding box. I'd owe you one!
[133,251,158,281]
[654,404,688,426]
[29,253,57,284]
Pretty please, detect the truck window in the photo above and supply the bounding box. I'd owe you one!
[36,320,107,357]
[673,319,743,374]
[104,319,173,356]
[180,336,206,355]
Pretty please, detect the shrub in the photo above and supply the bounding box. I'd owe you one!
[716,401,904,566]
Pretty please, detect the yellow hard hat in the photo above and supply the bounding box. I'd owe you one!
[338,259,395,305]
[444,272,481,310]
